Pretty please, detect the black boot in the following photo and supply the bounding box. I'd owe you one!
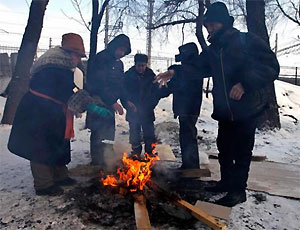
[215,190,247,207]
[205,180,230,193]
[55,177,77,186]
[35,185,64,196]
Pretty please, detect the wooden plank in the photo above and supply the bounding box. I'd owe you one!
[195,201,232,221]
[205,159,300,199]
[209,153,267,162]
[175,199,227,230]
[156,144,176,161]
[146,180,227,230]
[133,194,151,230]
[175,168,211,178]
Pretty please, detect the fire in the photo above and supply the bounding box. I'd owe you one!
[101,144,159,192]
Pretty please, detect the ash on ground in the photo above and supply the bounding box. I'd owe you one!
[63,177,216,230]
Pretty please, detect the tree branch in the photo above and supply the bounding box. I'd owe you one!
[148,18,196,30]
[275,0,300,26]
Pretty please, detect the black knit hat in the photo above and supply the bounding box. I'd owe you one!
[203,2,234,28]
[134,53,148,63]
[175,42,199,62]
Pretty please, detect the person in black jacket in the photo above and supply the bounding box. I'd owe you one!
[8,33,86,196]
[164,43,203,169]
[154,2,280,206]
[121,54,159,156]
[86,34,131,166]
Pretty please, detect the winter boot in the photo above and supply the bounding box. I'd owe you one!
[130,145,142,160]
[55,177,77,186]
[35,185,64,196]
[205,180,231,193]
[215,190,247,207]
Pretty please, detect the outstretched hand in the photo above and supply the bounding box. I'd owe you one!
[127,101,137,112]
[112,102,124,115]
[153,69,175,88]
[230,83,245,100]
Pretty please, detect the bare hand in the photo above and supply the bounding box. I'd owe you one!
[153,70,175,88]
[112,102,124,115]
[229,83,245,100]
[127,101,137,112]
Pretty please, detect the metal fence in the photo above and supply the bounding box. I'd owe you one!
[279,66,299,86]
[0,45,175,73]
[0,45,299,86]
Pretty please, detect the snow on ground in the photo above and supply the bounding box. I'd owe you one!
[0,80,300,229]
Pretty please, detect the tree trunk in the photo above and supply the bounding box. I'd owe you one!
[86,0,110,84]
[246,0,281,130]
[1,0,49,125]
[196,0,208,51]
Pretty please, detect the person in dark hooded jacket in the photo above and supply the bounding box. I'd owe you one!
[161,43,203,169]
[154,2,279,207]
[121,54,160,156]
[86,34,131,166]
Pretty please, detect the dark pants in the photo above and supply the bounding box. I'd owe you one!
[179,115,200,169]
[217,118,257,192]
[129,121,156,154]
[90,119,115,165]
[30,161,69,190]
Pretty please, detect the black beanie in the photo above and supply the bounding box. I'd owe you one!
[203,2,234,28]
[175,42,199,62]
[134,53,148,63]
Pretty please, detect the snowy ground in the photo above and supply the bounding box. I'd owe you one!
[0,80,300,229]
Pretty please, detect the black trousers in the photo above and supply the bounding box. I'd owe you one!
[90,118,115,165]
[217,118,257,192]
[129,121,156,154]
[179,115,200,169]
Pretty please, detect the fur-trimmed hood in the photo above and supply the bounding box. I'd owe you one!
[30,47,76,75]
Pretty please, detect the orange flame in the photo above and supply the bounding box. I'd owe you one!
[101,144,159,192]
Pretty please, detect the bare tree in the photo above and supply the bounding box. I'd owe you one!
[275,0,300,26]
[1,0,50,125]
[246,0,281,129]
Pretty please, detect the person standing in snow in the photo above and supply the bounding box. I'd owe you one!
[86,34,131,166]
[154,2,279,206]
[121,54,160,157]
[159,43,203,169]
[8,33,106,196]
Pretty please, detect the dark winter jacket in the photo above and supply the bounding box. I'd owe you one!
[86,34,131,130]
[121,66,160,123]
[192,28,280,121]
[8,66,76,165]
[168,62,203,117]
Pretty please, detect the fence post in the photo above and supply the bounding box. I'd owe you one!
[296,67,298,86]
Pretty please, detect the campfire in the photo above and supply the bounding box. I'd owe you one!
[99,145,227,230]
[101,144,159,192]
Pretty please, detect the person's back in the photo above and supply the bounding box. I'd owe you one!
[167,42,203,169]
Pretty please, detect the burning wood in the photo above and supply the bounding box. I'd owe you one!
[101,144,159,192]
[146,180,227,230]
[100,144,227,230]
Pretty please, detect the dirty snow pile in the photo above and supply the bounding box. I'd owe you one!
[0,79,300,230]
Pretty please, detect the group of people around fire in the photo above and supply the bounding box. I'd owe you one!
[7,2,279,207]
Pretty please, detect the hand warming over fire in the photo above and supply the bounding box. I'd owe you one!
[112,102,124,115]
[230,83,245,100]
[127,101,137,112]
[153,69,175,88]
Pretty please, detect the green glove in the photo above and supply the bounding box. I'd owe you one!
[87,104,113,118]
